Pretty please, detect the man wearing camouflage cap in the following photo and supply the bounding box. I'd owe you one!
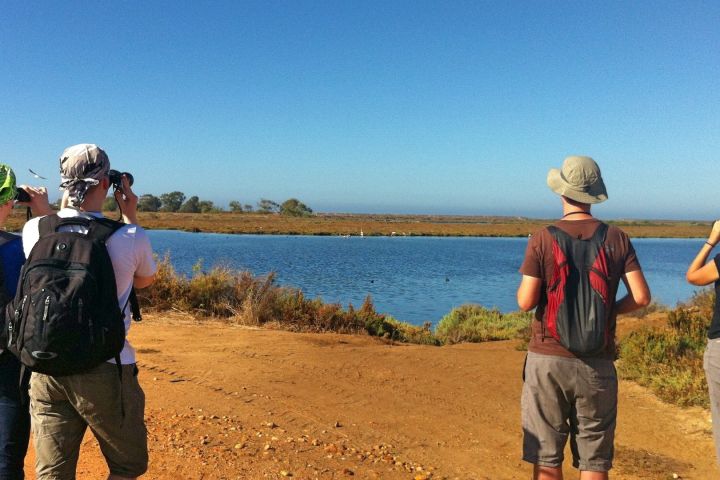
[22,144,156,480]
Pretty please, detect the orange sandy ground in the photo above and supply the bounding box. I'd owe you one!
[21,314,717,479]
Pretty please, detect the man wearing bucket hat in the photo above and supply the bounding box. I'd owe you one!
[516,156,651,479]
[0,164,52,479]
[20,144,156,480]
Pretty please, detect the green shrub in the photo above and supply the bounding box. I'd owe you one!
[435,304,532,344]
[617,289,713,407]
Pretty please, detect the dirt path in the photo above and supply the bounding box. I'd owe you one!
[23,315,718,479]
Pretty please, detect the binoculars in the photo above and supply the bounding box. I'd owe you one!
[108,170,134,191]
[15,187,31,203]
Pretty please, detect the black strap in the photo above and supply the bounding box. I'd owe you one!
[0,232,18,301]
[547,222,609,243]
[115,355,125,419]
[38,214,62,238]
[85,217,126,244]
[121,288,143,322]
[129,289,142,322]
[38,214,126,244]
[590,222,609,243]
[0,231,19,248]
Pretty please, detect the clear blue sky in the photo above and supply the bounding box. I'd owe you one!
[1,1,718,219]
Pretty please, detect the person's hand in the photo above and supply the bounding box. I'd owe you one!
[709,220,720,247]
[114,175,139,224]
[17,185,53,216]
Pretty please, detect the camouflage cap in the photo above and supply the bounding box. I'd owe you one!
[58,144,110,206]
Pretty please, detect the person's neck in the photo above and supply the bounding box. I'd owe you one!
[71,200,103,213]
[561,205,592,221]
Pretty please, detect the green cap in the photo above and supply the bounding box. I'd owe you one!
[0,164,17,205]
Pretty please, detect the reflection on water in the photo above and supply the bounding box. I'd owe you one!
[147,231,705,325]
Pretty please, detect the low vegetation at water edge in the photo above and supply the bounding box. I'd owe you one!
[139,255,532,346]
[140,255,440,344]
[139,256,715,409]
[617,289,712,407]
[435,304,532,344]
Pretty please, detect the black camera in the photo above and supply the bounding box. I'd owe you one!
[14,187,31,203]
[108,170,134,191]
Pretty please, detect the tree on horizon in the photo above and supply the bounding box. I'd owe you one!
[280,198,313,217]
[138,194,162,212]
[179,195,200,213]
[160,191,186,212]
[257,198,280,213]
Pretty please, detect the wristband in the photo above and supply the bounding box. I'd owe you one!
[706,241,716,248]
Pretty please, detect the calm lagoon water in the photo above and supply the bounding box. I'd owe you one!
[147,231,706,325]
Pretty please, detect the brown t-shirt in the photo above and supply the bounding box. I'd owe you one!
[519,218,642,358]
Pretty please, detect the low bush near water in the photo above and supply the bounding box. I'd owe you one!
[141,255,444,342]
[435,304,532,344]
[618,289,712,407]
[142,254,369,333]
[141,255,529,346]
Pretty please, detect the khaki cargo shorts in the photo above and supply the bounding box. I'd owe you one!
[30,362,148,479]
[521,352,617,472]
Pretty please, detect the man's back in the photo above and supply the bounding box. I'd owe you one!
[22,207,156,364]
[516,156,651,480]
[25,143,156,480]
[520,218,641,358]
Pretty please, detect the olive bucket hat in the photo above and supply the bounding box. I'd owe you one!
[546,155,608,204]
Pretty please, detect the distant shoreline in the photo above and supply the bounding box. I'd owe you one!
[8,210,712,239]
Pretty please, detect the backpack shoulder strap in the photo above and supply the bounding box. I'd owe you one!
[38,215,62,238]
[85,218,126,244]
[0,232,20,299]
[590,222,609,244]
[0,231,19,248]
[88,218,143,322]
[546,225,572,242]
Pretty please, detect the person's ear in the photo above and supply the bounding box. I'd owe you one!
[101,177,111,190]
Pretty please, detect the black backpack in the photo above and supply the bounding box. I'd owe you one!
[543,223,612,356]
[7,215,127,376]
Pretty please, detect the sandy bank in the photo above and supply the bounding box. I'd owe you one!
[22,314,717,479]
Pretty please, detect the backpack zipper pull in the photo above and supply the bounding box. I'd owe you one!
[42,296,51,322]
[15,294,28,319]
[78,298,84,324]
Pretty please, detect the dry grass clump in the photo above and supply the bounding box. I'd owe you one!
[141,256,539,347]
[140,255,411,338]
[435,304,532,345]
[618,289,712,407]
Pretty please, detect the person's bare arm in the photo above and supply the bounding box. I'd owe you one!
[133,274,155,289]
[686,220,720,286]
[517,275,542,311]
[615,270,651,315]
